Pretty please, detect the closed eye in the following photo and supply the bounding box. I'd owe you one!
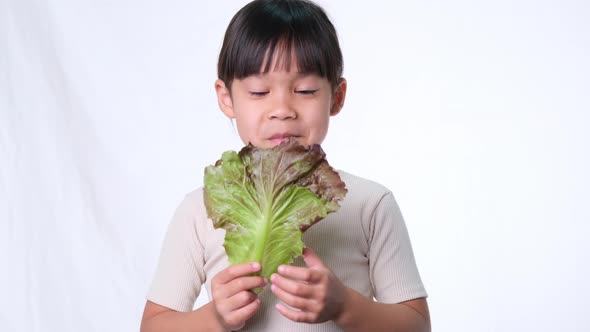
[295,89,318,95]
[249,91,269,97]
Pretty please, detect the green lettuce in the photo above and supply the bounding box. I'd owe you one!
[203,138,347,283]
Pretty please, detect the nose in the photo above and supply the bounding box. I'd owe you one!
[267,93,297,120]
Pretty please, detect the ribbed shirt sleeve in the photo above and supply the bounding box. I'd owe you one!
[146,194,205,312]
[369,191,428,303]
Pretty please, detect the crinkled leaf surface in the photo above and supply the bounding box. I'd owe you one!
[203,138,347,282]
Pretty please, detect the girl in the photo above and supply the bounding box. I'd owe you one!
[141,0,430,331]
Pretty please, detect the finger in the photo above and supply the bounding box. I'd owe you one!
[277,264,321,283]
[223,297,261,330]
[225,276,267,295]
[215,276,267,299]
[275,302,317,323]
[270,273,313,298]
[271,282,314,311]
[302,247,325,269]
[214,262,261,284]
[222,289,258,312]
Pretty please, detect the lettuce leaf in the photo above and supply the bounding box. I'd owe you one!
[203,138,347,283]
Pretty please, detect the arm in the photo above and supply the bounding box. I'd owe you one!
[141,262,267,332]
[335,291,430,332]
[140,301,224,332]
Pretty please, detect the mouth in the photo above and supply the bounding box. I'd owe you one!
[268,134,299,145]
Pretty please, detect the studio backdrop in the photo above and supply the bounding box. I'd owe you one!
[1,0,589,331]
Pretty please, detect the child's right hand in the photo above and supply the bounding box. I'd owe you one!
[210,262,267,331]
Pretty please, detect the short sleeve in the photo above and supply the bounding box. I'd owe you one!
[146,194,205,312]
[369,192,428,303]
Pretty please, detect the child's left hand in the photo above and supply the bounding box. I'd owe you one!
[270,247,349,324]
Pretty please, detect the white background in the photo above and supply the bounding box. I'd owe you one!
[1,0,589,331]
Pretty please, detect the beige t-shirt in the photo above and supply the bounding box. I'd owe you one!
[147,171,427,331]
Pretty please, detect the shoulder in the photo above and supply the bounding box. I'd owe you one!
[333,170,402,229]
[178,187,215,214]
[169,187,226,253]
[337,170,393,205]
[167,187,210,234]
[183,187,205,207]
[168,188,205,220]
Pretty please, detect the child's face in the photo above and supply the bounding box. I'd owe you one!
[215,59,346,148]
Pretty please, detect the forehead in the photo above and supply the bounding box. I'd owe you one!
[238,36,327,78]
[259,42,303,74]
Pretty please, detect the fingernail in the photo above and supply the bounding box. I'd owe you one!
[251,262,260,270]
[278,265,285,273]
[270,274,276,282]
[263,277,269,285]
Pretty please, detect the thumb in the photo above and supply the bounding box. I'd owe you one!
[302,247,325,269]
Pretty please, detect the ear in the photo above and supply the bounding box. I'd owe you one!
[215,79,235,118]
[330,78,347,116]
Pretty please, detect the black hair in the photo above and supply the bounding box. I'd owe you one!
[217,0,343,89]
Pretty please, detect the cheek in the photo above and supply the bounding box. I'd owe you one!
[307,111,331,142]
[232,102,257,128]
[235,118,257,137]
[234,111,263,145]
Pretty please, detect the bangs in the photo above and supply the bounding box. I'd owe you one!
[218,0,343,87]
